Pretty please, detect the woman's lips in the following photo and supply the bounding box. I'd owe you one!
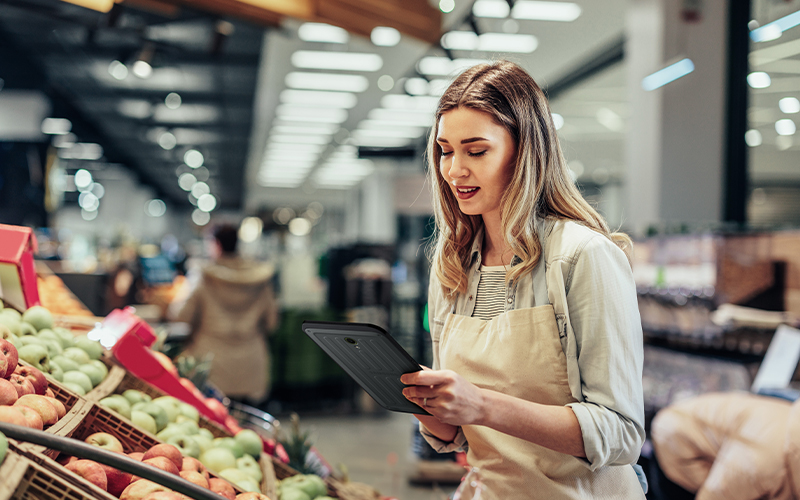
[454,186,479,200]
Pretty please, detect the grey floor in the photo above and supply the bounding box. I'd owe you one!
[296,411,460,500]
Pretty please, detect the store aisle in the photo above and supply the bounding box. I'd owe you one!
[299,412,460,500]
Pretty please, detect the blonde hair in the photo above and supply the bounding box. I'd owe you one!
[428,60,632,298]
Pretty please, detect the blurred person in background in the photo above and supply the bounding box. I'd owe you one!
[401,61,645,498]
[172,223,279,406]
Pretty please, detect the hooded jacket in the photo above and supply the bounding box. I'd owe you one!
[176,255,278,401]
[651,392,800,500]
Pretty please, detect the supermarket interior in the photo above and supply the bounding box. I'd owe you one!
[1,0,800,499]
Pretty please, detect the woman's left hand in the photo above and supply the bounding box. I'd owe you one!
[401,369,486,426]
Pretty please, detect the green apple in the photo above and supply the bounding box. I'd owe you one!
[197,428,214,441]
[22,306,53,331]
[19,322,37,336]
[212,437,244,459]
[178,403,200,423]
[135,403,169,432]
[193,434,213,453]
[42,339,63,358]
[218,468,259,492]
[131,410,157,435]
[79,364,105,387]
[53,327,75,349]
[199,447,237,474]
[18,335,46,347]
[0,430,7,466]
[151,396,181,423]
[17,344,51,372]
[48,362,64,382]
[37,329,61,345]
[236,454,263,482]
[1,330,19,348]
[279,489,311,500]
[156,423,185,441]
[122,389,151,406]
[51,355,81,373]
[62,347,90,365]
[63,381,86,396]
[74,335,103,360]
[175,420,199,435]
[99,396,132,419]
[167,435,201,458]
[283,475,326,499]
[87,360,108,378]
[0,310,22,336]
[63,370,93,393]
[234,429,263,459]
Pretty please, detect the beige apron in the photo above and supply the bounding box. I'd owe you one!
[438,261,644,499]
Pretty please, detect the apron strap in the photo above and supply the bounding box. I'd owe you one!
[532,253,549,306]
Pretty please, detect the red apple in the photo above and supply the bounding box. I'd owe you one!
[143,443,183,471]
[98,462,133,497]
[208,478,236,500]
[0,339,18,376]
[181,457,209,480]
[65,459,108,491]
[0,350,8,378]
[14,395,58,426]
[15,405,44,430]
[152,351,178,377]
[45,396,67,419]
[85,432,125,453]
[9,373,34,397]
[45,387,55,398]
[235,494,271,500]
[120,479,170,500]
[142,456,180,476]
[205,397,228,421]
[128,452,145,461]
[0,406,28,426]
[179,470,209,489]
[14,365,48,395]
[142,492,183,500]
[0,378,19,405]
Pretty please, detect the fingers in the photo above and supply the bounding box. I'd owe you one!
[402,386,438,399]
[401,369,452,385]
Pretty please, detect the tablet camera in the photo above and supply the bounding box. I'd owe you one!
[345,337,358,345]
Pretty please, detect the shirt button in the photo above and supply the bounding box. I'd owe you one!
[507,297,513,303]
[468,295,473,301]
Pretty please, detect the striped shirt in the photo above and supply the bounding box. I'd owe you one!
[472,265,508,320]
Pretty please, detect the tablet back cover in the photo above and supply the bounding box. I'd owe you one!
[302,321,428,415]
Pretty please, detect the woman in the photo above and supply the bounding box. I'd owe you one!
[400,61,646,498]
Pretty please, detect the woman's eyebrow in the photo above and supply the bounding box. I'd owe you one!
[436,137,489,144]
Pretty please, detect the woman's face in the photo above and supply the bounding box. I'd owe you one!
[437,107,516,219]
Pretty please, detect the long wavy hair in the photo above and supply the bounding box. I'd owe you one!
[428,60,632,298]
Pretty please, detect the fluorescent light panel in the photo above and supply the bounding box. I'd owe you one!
[751,10,800,42]
[368,108,434,126]
[271,124,339,135]
[641,58,695,91]
[440,32,538,53]
[380,94,439,111]
[511,1,582,21]
[268,134,331,145]
[291,51,383,72]
[298,23,349,43]
[265,142,326,153]
[276,105,348,123]
[417,57,490,76]
[352,128,426,139]
[286,72,369,92]
[280,89,358,109]
[473,0,510,18]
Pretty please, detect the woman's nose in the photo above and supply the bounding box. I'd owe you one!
[448,155,468,179]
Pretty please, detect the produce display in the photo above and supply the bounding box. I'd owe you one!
[278,474,332,500]
[37,274,94,317]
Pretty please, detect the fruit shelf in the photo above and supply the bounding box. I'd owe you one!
[0,447,108,500]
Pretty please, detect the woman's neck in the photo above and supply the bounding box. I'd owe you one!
[481,214,512,266]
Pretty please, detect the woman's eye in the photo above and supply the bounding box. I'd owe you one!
[468,151,487,157]
[441,150,453,157]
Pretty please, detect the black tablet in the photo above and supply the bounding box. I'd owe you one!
[301,321,430,415]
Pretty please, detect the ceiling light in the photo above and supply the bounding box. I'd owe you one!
[258,179,304,188]
[479,33,538,53]
[368,108,434,127]
[269,134,331,145]
[158,131,177,150]
[118,99,152,119]
[439,0,455,13]
[41,118,72,135]
[291,51,383,72]
[261,160,317,170]
[79,191,100,211]
[358,120,428,134]
[349,136,412,147]
[405,78,430,95]
[779,97,800,113]
[298,22,349,43]
[745,129,762,147]
[197,193,217,212]
[377,75,394,91]
[271,124,339,135]
[286,72,370,92]
[184,149,204,168]
[239,217,263,243]
[371,27,401,46]
[191,182,211,199]
[91,183,105,199]
[132,60,153,79]
[165,92,182,109]
[145,199,166,217]
[473,0,510,18]
[352,128,425,139]
[750,10,800,42]
[59,144,103,160]
[441,31,478,50]
[192,209,210,226]
[153,104,219,124]
[417,57,490,76]
[596,108,624,131]
[381,94,439,111]
[511,1,582,21]
[552,113,564,130]
[747,71,771,88]
[276,105,348,123]
[264,150,320,162]
[266,142,325,153]
[288,217,312,236]
[53,133,76,148]
[641,58,695,91]
[280,89,357,109]
[108,60,128,80]
[776,118,796,135]
[178,172,197,191]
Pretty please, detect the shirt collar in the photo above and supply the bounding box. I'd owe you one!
[468,217,554,268]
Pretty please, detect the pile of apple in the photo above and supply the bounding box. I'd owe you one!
[277,474,333,500]
[0,304,109,397]
[59,433,272,500]
[99,391,267,493]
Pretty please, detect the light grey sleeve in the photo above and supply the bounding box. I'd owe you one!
[564,236,646,470]
[419,422,469,453]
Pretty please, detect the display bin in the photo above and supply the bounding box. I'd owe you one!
[270,458,382,500]
[80,355,127,403]
[0,449,109,500]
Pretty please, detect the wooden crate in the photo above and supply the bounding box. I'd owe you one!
[0,450,109,500]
